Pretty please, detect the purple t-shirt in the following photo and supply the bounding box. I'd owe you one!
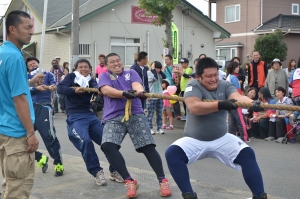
[99,69,144,122]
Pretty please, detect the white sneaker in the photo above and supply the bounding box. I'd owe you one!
[265,136,275,141]
[157,129,164,134]
[151,129,155,135]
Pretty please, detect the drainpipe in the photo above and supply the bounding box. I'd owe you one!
[253,0,263,32]
[147,31,150,60]
[94,41,97,71]
[56,28,69,36]
[181,12,184,58]
[283,29,291,36]
[2,17,6,41]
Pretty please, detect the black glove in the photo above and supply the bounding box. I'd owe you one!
[252,100,264,112]
[122,90,137,99]
[137,91,148,100]
[218,99,237,111]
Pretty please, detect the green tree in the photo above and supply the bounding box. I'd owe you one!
[138,0,179,56]
[254,29,287,64]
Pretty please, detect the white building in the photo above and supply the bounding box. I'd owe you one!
[0,0,230,71]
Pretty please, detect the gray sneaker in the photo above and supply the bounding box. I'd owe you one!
[275,137,284,143]
[109,171,124,183]
[95,170,107,186]
[264,137,275,141]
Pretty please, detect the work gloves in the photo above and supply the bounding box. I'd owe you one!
[122,90,148,100]
[122,90,137,99]
[218,99,237,111]
[252,100,264,112]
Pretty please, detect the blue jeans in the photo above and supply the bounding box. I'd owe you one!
[67,112,114,177]
[293,100,300,119]
[147,99,163,131]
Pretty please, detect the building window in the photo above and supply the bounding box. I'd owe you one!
[292,4,299,15]
[79,44,91,57]
[215,48,237,60]
[225,4,240,23]
[110,38,140,68]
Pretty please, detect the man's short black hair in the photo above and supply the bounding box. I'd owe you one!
[6,10,31,35]
[137,51,148,62]
[26,57,40,66]
[196,57,219,77]
[74,59,92,69]
[105,53,121,65]
[165,54,173,60]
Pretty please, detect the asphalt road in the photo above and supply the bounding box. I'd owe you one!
[32,113,300,199]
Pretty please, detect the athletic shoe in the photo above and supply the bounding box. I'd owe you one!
[125,179,139,198]
[157,129,165,134]
[109,171,124,183]
[54,163,64,177]
[162,125,166,129]
[252,192,267,199]
[95,170,107,186]
[151,129,155,135]
[180,116,187,121]
[166,126,173,130]
[245,138,251,143]
[176,116,181,120]
[159,178,172,197]
[37,155,49,173]
[275,137,284,143]
[264,137,275,141]
[182,192,198,199]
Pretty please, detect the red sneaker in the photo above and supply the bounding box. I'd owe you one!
[159,178,172,197]
[125,179,139,198]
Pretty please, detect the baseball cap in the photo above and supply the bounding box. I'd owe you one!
[179,58,189,63]
[55,56,60,59]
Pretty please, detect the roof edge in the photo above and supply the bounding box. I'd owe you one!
[64,0,126,30]
[180,0,231,38]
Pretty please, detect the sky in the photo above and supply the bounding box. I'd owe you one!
[0,0,214,20]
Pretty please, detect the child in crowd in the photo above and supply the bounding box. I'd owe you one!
[162,79,174,130]
[242,87,258,134]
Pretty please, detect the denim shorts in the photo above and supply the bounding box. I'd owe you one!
[163,106,174,112]
[102,114,156,150]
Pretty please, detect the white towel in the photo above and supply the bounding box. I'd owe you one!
[30,67,45,75]
[74,71,91,88]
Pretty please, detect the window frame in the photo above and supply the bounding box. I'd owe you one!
[225,4,241,23]
[110,37,141,68]
[292,3,299,15]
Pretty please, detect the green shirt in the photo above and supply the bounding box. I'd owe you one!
[180,67,193,91]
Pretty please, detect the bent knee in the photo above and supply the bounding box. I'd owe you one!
[165,145,188,164]
[101,142,120,154]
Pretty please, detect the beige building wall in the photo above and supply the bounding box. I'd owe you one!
[79,0,216,71]
[31,33,70,71]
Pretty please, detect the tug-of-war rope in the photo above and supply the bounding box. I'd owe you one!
[68,87,300,114]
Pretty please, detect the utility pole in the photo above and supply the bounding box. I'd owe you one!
[71,0,79,68]
[1,4,8,42]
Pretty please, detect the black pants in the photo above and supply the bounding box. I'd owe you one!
[102,143,165,180]
[268,118,286,138]
[251,118,269,138]
[34,104,62,165]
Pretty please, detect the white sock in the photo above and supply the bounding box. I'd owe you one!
[170,125,173,128]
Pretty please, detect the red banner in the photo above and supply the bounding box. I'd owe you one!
[131,6,158,24]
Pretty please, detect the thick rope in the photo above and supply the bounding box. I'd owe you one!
[71,87,300,111]
[121,100,132,122]
[41,85,57,90]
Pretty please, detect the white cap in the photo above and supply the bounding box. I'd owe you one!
[55,56,60,59]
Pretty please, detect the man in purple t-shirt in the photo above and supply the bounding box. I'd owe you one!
[99,53,172,198]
